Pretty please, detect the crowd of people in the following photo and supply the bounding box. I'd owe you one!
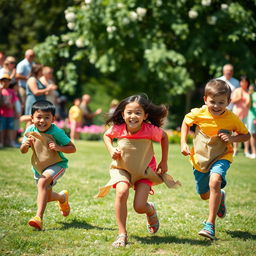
[0,50,101,147]
[217,64,256,159]
[0,48,255,156]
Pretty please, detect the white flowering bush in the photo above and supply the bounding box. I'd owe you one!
[34,0,256,103]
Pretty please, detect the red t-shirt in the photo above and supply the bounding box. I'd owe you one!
[0,88,18,117]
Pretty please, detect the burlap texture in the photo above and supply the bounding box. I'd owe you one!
[25,132,62,174]
[95,138,181,198]
[191,127,228,172]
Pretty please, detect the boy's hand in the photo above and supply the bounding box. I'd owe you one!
[48,141,60,151]
[24,136,34,147]
[157,161,168,174]
[111,148,121,160]
[181,142,190,156]
[218,132,232,143]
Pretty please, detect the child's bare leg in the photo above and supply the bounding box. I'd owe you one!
[36,174,54,219]
[134,182,159,233]
[251,134,256,154]
[133,183,151,214]
[207,173,222,225]
[47,189,65,204]
[115,182,129,235]
[244,140,250,154]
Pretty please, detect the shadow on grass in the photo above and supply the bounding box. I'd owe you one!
[133,235,212,246]
[226,230,256,240]
[49,218,114,231]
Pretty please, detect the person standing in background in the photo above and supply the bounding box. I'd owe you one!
[218,64,240,110]
[68,98,83,141]
[231,76,250,157]
[16,49,35,110]
[80,94,102,126]
[0,56,17,81]
[39,66,59,105]
[0,51,5,69]
[247,84,256,159]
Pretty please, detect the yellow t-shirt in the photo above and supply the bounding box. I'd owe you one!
[69,105,83,123]
[184,105,249,171]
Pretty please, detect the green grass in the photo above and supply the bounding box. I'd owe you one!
[0,141,255,256]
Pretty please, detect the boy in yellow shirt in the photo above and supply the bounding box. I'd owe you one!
[180,79,250,240]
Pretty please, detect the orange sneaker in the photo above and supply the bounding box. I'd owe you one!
[28,216,42,230]
[58,190,70,217]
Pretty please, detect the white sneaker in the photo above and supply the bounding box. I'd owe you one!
[250,153,256,159]
[244,152,253,159]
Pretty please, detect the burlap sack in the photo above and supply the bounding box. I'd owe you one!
[95,138,181,198]
[192,126,228,172]
[25,132,62,174]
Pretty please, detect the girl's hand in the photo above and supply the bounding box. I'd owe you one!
[157,161,168,174]
[181,142,190,156]
[111,148,121,160]
[48,141,60,151]
[218,132,232,143]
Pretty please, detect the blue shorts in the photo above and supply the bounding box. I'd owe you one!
[193,160,230,194]
[34,164,66,187]
[1,117,15,130]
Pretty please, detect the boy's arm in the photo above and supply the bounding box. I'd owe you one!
[157,131,168,174]
[20,136,34,153]
[48,140,76,153]
[218,132,251,143]
[103,132,121,160]
[180,120,191,156]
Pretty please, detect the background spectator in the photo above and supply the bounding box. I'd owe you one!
[80,94,102,126]
[25,64,56,116]
[39,66,59,104]
[231,75,250,157]
[9,80,22,147]
[218,64,240,110]
[248,84,256,159]
[0,51,5,69]
[68,98,83,141]
[0,56,17,81]
[16,49,35,110]
[108,99,119,117]
[0,73,18,147]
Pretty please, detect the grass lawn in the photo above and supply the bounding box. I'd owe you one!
[0,141,255,256]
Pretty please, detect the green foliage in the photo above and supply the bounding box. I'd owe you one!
[0,0,74,59]
[79,132,102,141]
[33,0,256,103]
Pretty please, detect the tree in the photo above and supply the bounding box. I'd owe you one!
[30,0,256,125]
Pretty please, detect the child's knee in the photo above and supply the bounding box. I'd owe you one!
[37,176,53,188]
[209,174,222,190]
[133,201,147,214]
[115,185,129,200]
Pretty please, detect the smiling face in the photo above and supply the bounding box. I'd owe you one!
[122,101,148,133]
[204,94,230,116]
[31,110,55,132]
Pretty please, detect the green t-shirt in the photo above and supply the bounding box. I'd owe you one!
[249,92,256,120]
[22,124,70,174]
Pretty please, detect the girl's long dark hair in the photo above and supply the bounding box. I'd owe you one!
[106,94,168,127]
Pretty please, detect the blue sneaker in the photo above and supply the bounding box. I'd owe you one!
[217,190,226,218]
[198,222,216,240]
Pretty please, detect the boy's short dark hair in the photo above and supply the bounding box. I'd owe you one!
[205,79,232,100]
[31,100,56,116]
